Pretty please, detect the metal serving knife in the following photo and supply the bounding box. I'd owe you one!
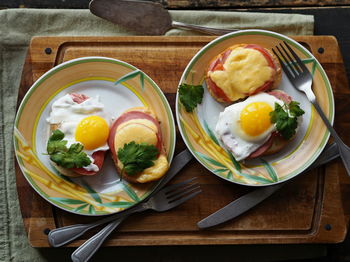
[197,143,339,229]
[89,0,237,35]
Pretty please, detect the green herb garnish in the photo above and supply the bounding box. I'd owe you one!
[47,130,91,168]
[179,83,204,112]
[270,101,305,140]
[117,141,159,176]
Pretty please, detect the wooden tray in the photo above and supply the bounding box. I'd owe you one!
[16,36,350,247]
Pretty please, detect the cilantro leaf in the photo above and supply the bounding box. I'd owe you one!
[289,101,305,117]
[47,130,91,169]
[118,141,159,176]
[47,130,68,154]
[49,129,65,141]
[68,143,84,154]
[179,83,204,112]
[270,101,305,140]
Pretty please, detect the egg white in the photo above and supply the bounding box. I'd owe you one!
[215,92,284,161]
[46,94,111,172]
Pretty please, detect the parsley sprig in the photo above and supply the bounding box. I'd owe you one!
[118,141,159,176]
[270,101,305,140]
[47,129,91,169]
[179,83,204,112]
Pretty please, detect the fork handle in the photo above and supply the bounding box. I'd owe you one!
[71,217,126,262]
[312,101,350,175]
[48,214,123,247]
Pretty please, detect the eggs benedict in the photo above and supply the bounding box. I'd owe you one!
[46,93,110,177]
[206,44,282,103]
[215,91,304,161]
[109,107,169,183]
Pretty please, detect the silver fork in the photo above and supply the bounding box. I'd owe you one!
[272,41,350,176]
[71,178,201,262]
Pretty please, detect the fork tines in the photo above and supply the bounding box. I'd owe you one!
[165,177,201,205]
[272,41,308,79]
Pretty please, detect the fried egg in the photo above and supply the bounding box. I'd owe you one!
[46,94,110,172]
[215,92,284,161]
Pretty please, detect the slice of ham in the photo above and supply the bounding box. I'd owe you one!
[268,90,292,104]
[108,110,163,166]
[247,132,276,159]
[71,151,105,175]
[70,93,89,104]
[67,93,106,176]
[247,91,292,159]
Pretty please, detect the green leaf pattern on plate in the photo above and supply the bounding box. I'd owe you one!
[287,58,317,76]
[89,205,96,215]
[98,201,134,208]
[121,183,140,202]
[50,197,86,205]
[260,159,278,182]
[203,120,220,146]
[197,152,226,168]
[73,203,89,212]
[80,181,102,204]
[227,151,241,172]
[198,123,277,184]
[115,69,145,91]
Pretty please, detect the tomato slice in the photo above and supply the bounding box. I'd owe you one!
[248,81,273,96]
[213,63,224,71]
[245,44,276,70]
[221,49,232,64]
[206,77,231,102]
[208,55,222,72]
[207,49,233,102]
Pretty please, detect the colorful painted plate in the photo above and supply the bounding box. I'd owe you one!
[176,30,334,186]
[14,57,175,216]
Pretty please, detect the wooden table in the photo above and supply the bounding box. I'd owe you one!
[5,1,350,261]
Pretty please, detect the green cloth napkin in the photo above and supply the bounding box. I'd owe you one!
[0,8,319,262]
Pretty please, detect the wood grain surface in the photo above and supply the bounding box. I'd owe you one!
[16,36,350,247]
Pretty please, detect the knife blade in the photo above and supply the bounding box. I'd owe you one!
[197,143,339,229]
[90,0,172,35]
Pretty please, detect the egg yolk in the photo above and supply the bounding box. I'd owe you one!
[75,116,109,150]
[240,102,273,136]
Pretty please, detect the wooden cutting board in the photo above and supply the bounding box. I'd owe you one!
[16,36,350,247]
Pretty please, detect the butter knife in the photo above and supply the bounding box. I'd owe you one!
[198,143,339,229]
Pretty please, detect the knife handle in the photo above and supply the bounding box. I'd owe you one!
[172,21,239,35]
